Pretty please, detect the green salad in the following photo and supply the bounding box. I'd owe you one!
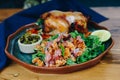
[32,30,105,67]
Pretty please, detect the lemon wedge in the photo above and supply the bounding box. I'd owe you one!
[91,30,111,42]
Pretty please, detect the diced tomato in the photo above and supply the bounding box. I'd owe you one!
[27,28,38,34]
[42,34,50,39]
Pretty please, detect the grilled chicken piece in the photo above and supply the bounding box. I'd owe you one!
[41,10,88,35]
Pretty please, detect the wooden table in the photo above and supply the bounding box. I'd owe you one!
[0,9,22,21]
[0,8,120,80]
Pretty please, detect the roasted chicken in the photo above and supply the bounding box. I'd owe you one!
[41,10,88,35]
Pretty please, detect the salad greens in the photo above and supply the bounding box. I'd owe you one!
[59,44,65,56]
[70,30,85,39]
[66,58,76,65]
[47,34,59,41]
[35,18,44,26]
[76,34,105,64]
[32,51,45,61]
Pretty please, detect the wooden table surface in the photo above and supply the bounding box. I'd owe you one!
[0,7,120,80]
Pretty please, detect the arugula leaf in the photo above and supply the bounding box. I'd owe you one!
[66,58,76,65]
[76,35,105,63]
[59,44,65,56]
[76,49,89,63]
[32,51,45,61]
[76,55,88,63]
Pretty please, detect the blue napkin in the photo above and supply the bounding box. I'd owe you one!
[0,0,108,70]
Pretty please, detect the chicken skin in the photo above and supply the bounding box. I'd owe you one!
[41,10,88,35]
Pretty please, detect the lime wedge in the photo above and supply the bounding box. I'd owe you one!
[91,30,111,42]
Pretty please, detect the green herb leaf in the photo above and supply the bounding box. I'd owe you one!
[48,34,59,41]
[59,44,65,56]
[76,35,105,63]
[76,55,87,64]
[70,30,85,39]
[76,49,89,63]
[32,54,38,59]
[66,58,76,65]
[70,32,76,38]
[35,18,44,26]
[32,51,45,61]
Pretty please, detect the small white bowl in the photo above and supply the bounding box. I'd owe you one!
[18,34,42,53]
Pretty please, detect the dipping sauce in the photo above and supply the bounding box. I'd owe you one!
[19,33,40,44]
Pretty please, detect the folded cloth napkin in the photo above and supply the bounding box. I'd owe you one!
[0,0,108,70]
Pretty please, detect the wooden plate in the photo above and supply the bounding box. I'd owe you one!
[5,21,114,74]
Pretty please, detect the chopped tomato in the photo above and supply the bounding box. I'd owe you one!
[27,28,38,34]
[42,34,50,39]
